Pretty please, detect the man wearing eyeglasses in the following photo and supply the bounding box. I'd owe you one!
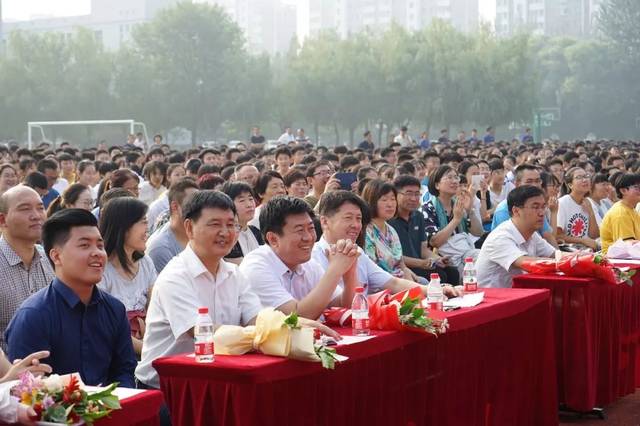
[304,160,333,209]
[476,186,556,288]
[491,164,558,248]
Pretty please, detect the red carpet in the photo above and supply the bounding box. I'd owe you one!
[560,391,640,425]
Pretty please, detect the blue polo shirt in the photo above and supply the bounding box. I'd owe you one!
[491,199,551,234]
[388,210,427,259]
[6,278,136,388]
[42,189,59,209]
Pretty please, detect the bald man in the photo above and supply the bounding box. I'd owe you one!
[0,186,55,352]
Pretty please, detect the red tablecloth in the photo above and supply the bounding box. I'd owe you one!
[154,288,557,426]
[98,389,163,426]
[513,272,640,412]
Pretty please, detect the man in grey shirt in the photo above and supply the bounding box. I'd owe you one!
[0,186,55,352]
[147,179,198,273]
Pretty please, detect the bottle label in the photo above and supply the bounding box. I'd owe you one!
[464,282,478,292]
[195,341,214,356]
[352,318,370,330]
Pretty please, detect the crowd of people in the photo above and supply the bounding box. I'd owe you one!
[1,126,640,424]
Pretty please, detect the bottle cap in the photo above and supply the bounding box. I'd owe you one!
[430,273,440,279]
[355,286,365,293]
[465,257,474,263]
[198,307,209,314]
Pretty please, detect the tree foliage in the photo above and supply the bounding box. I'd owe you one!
[0,1,638,145]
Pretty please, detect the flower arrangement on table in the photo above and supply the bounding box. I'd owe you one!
[11,372,121,425]
[519,251,635,286]
[213,308,340,369]
[324,287,449,336]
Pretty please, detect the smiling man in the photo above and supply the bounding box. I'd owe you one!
[5,209,137,387]
[476,186,556,288]
[240,196,359,320]
[0,185,55,352]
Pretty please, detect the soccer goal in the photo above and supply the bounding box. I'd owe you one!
[27,120,149,149]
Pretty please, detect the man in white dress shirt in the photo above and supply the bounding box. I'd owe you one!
[312,191,461,297]
[476,186,556,288]
[240,196,360,320]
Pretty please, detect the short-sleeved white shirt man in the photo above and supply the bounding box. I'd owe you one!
[135,244,262,388]
[311,237,391,295]
[239,244,341,313]
[476,219,555,288]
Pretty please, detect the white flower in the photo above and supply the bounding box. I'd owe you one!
[43,374,63,392]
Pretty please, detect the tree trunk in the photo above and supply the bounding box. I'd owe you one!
[314,121,319,147]
[333,122,340,146]
[348,127,355,148]
[377,121,384,147]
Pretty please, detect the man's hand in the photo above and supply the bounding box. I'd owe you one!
[298,317,342,341]
[323,175,341,193]
[548,195,558,213]
[17,403,37,425]
[326,239,359,276]
[2,351,52,382]
[443,285,463,298]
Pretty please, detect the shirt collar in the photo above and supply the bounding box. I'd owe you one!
[52,277,101,309]
[265,245,304,277]
[507,219,527,245]
[0,237,41,267]
[183,244,234,282]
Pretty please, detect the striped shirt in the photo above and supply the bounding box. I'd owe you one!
[0,237,55,352]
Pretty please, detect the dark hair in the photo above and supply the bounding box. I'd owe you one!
[199,149,221,160]
[197,164,221,177]
[24,172,48,191]
[221,181,254,201]
[591,173,609,189]
[428,165,455,197]
[167,178,199,208]
[380,147,395,159]
[393,174,421,190]
[507,185,545,216]
[612,173,640,199]
[361,179,397,218]
[282,169,307,188]
[306,160,331,178]
[42,208,99,265]
[561,166,586,195]
[98,187,132,208]
[318,190,370,223]
[339,155,360,171]
[254,171,283,202]
[274,146,292,160]
[142,160,167,180]
[185,158,202,175]
[99,197,148,274]
[488,158,504,172]
[182,190,236,222]
[37,158,58,173]
[76,160,95,175]
[47,183,91,217]
[18,158,36,173]
[106,168,139,191]
[356,166,376,181]
[514,164,539,183]
[259,196,315,241]
[197,174,225,190]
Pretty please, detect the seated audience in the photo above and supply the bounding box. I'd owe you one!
[477,186,556,288]
[6,209,137,388]
[98,197,157,355]
[389,175,460,284]
[147,178,199,273]
[0,185,55,352]
[240,196,359,319]
[221,182,264,265]
[600,173,640,253]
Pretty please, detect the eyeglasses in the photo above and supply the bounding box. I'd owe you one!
[522,178,542,185]
[398,191,421,198]
[313,170,332,177]
[442,174,460,181]
[573,174,592,181]
[210,223,242,233]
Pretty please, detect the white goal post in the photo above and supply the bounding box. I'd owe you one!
[27,120,149,149]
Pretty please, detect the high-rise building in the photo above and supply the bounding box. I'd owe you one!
[1,0,176,50]
[495,0,600,37]
[201,0,297,54]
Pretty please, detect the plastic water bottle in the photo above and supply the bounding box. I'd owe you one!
[426,273,444,311]
[194,307,215,363]
[463,257,478,294]
[351,287,370,336]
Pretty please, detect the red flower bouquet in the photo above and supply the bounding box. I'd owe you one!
[323,287,449,336]
[519,252,635,285]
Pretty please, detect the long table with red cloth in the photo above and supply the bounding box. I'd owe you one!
[153,288,557,426]
[513,271,640,412]
[0,389,163,426]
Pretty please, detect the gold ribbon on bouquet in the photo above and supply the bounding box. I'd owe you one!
[213,308,320,362]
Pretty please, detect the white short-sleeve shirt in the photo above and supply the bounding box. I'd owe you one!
[557,194,590,238]
[311,237,391,294]
[239,245,340,312]
[135,244,262,388]
[476,220,555,288]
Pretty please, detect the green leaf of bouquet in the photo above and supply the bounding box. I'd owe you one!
[87,382,119,400]
[399,297,417,315]
[284,312,300,329]
[46,405,68,422]
[101,395,122,410]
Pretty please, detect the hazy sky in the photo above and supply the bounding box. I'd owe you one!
[4,0,496,22]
